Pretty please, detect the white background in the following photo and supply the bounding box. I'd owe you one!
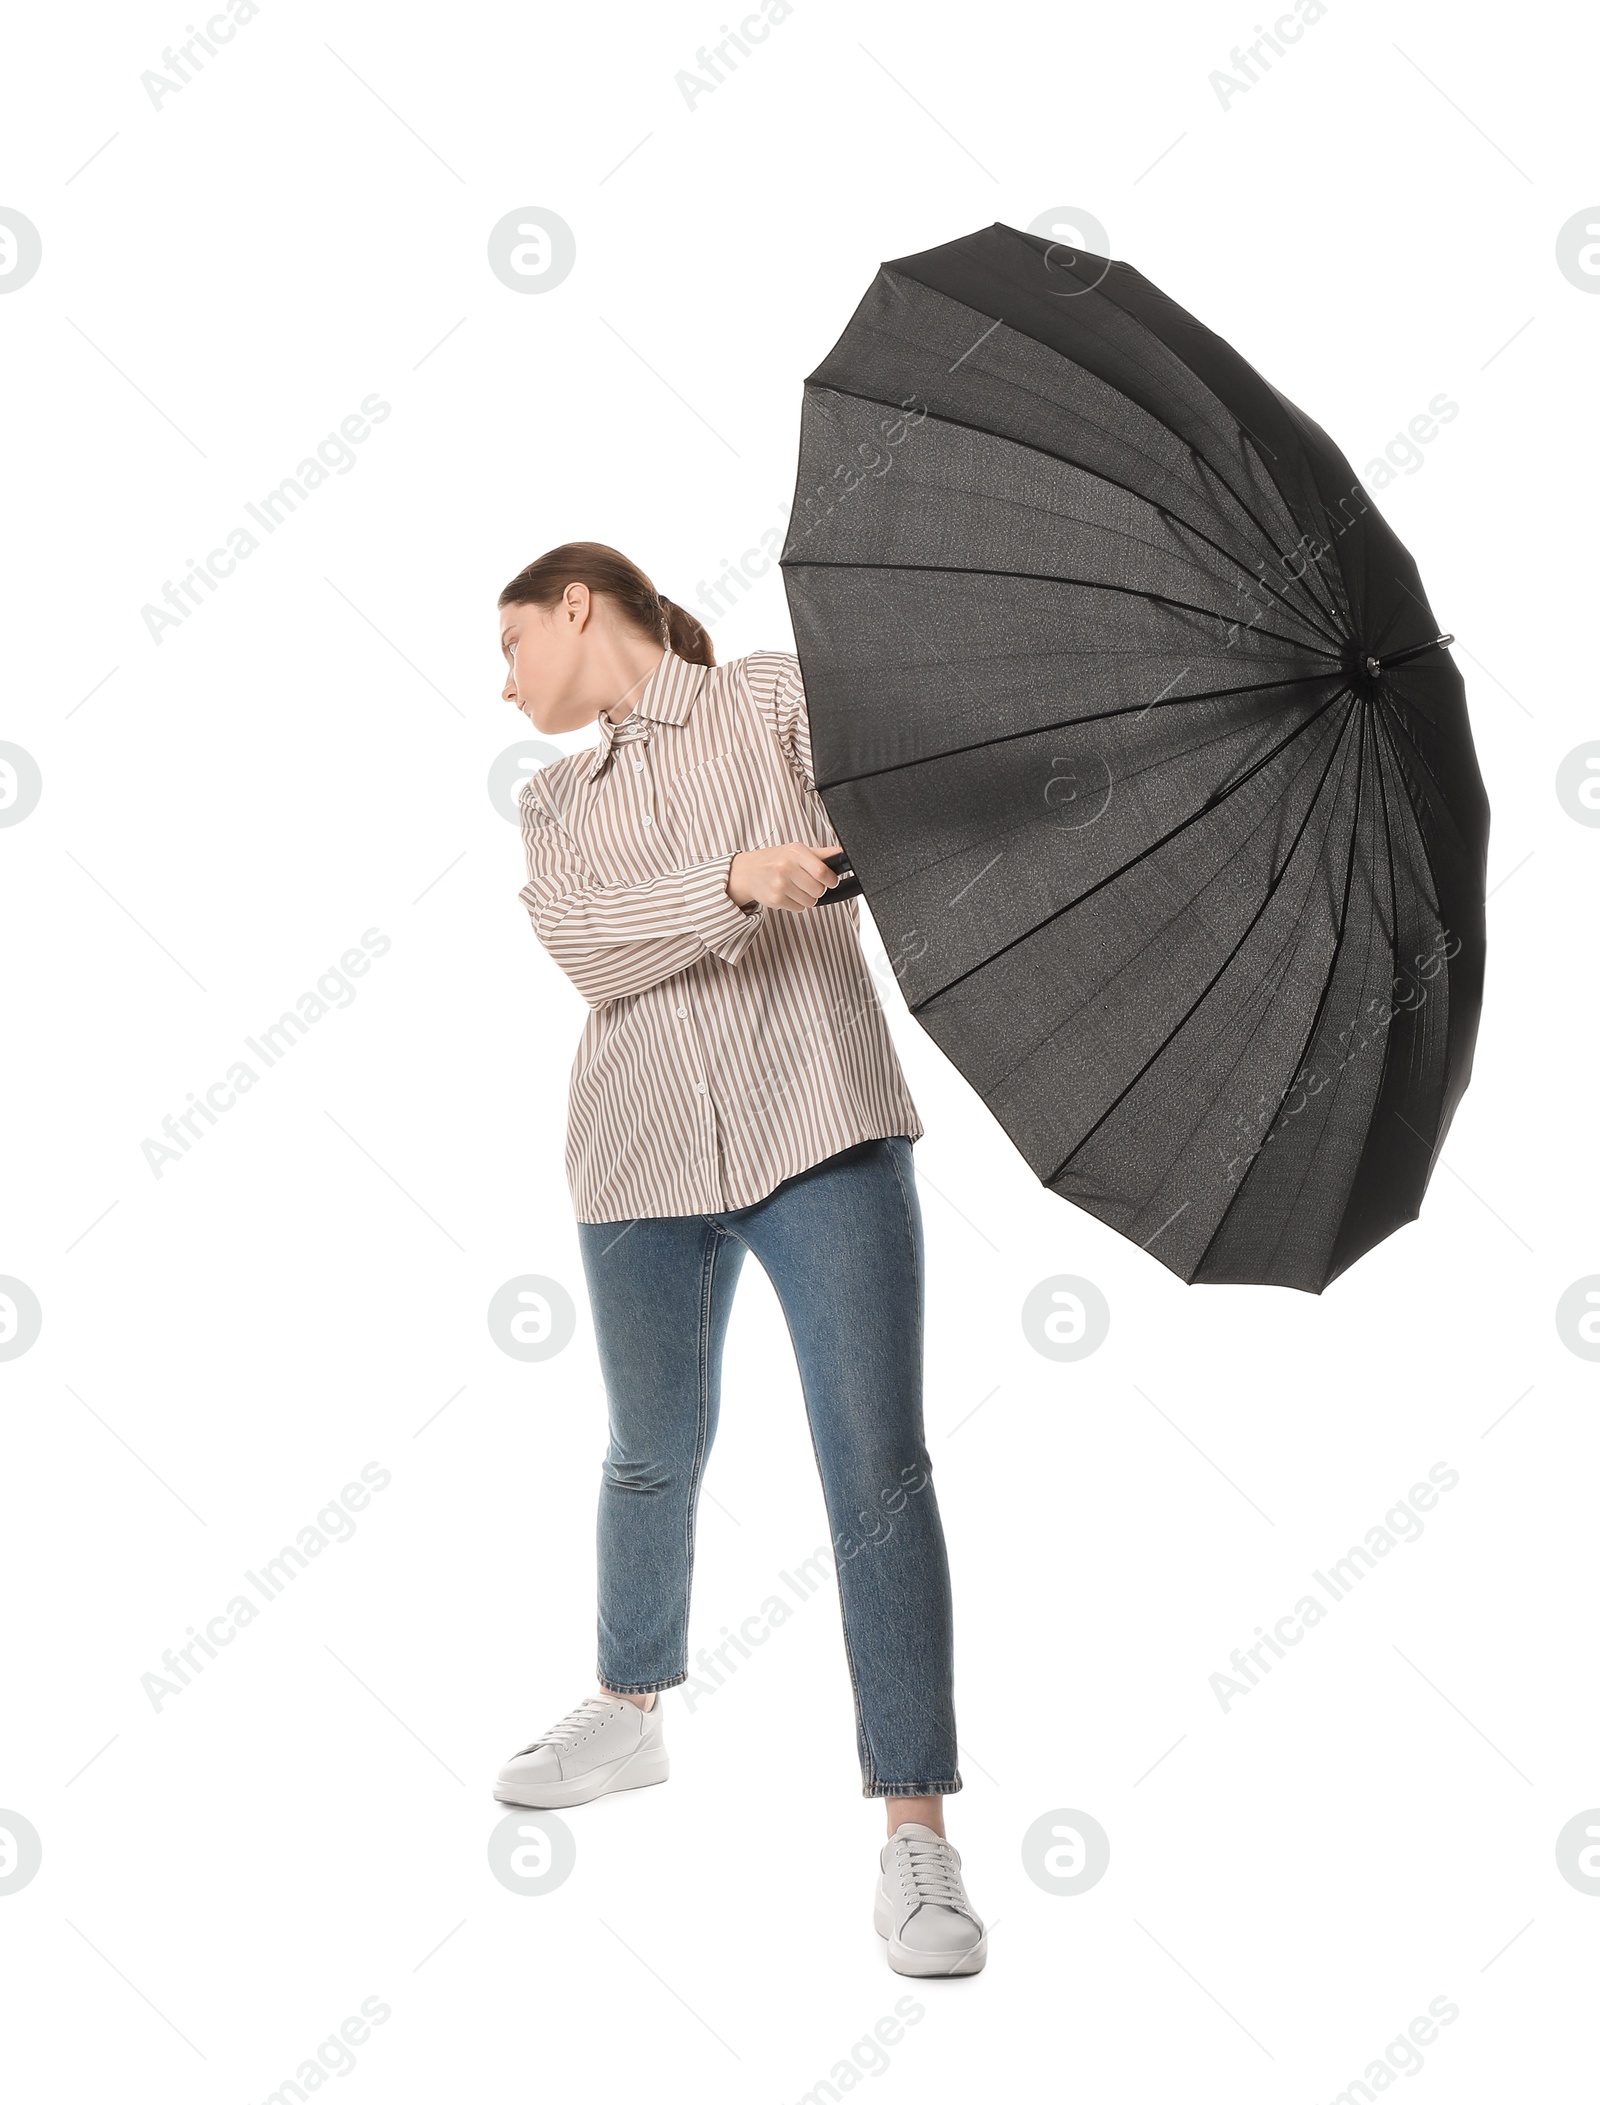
[3,0,1596,2098]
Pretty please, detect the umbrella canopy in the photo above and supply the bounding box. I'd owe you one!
[780,221,1489,1292]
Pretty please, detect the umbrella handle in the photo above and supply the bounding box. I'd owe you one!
[817,848,863,903]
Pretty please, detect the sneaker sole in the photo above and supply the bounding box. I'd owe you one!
[493,1742,669,1809]
[873,1888,987,1976]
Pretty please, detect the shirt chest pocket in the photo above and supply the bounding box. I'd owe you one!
[664,746,787,866]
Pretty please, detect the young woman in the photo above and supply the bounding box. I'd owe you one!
[492,542,985,1977]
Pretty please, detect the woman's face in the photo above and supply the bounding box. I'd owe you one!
[499,588,589,734]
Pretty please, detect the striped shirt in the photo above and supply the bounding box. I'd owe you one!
[517,647,924,1222]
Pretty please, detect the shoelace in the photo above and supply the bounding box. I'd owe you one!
[891,1834,972,1917]
[516,1695,621,1757]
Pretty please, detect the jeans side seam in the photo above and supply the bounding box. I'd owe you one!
[680,1227,721,1674]
[885,1138,925,1356]
[815,1424,881,1791]
[878,1138,960,1798]
[788,1321,882,1787]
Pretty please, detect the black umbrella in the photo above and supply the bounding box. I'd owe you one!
[781,221,1488,1292]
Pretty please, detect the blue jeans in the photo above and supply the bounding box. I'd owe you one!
[575,1136,961,1797]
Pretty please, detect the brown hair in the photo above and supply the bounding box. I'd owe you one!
[498,541,713,666]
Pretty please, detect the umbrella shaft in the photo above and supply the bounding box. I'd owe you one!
[1370,632,1454,673]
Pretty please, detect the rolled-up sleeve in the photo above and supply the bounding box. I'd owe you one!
[518,775,764,1007]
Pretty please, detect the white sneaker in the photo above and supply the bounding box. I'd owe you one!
[494,1693,669,1809]
[874,1822,987,1976]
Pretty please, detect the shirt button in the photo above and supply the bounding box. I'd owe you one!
[676,1005,687,1019]
[632,757,646,771]
[695,1080,706,1094]
[642,812,654,826]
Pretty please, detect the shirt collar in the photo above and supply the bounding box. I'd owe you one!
[589,649,707,779]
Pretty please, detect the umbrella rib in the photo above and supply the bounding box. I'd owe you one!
[1360,703,1410,1164]
[1368,697,1463,897]
[784,556,1344,663]
[1342,705,1447,1159]
[797,379,1349,652]
[1370,704,1445,920]
[1186,436,1347,644]
[979,226,1353,633]
[827,683,1345,928]
[908,685,1352,1014]
[1373,702,1404,991]
[1253,704,1383,1266]
[812,667,1350,793]
[1301,705,1445,1282]
[972,691,1357,1107]
[1096,703,1370,1264]
[1344,704,1452,1163]
[967,242,1354,638]
[1310,705,1458,1242]
[1037,696,1364,1189]
[1186,699,1376,1281]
